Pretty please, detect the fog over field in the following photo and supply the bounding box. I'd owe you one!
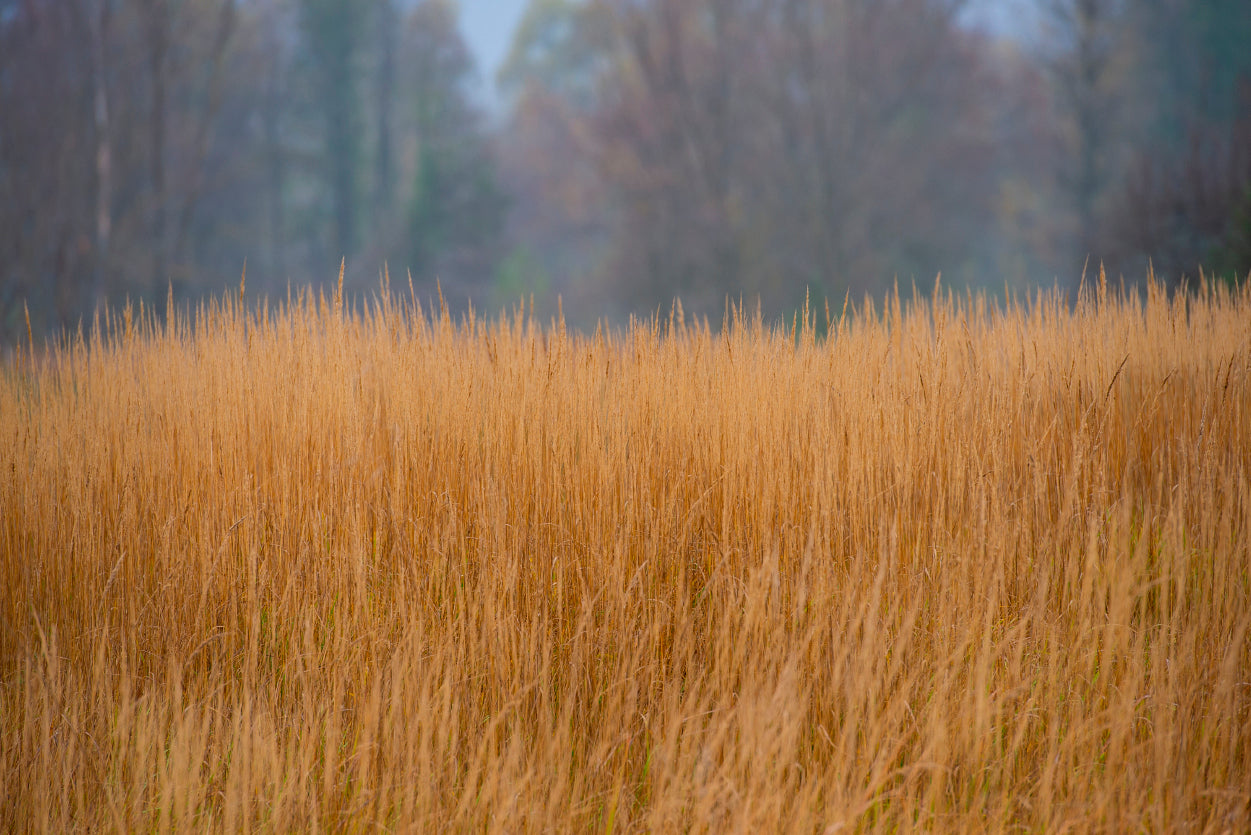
[2,1,1250,830]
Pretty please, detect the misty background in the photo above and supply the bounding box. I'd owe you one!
[2,0,1249,338]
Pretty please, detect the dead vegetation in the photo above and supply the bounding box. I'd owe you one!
[2,276,1249,832]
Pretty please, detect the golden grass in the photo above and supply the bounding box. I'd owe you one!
[2,275,1249,832]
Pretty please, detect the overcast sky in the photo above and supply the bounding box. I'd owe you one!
[457,0,530,94]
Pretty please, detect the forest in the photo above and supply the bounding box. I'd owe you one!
[2,0,1250,338]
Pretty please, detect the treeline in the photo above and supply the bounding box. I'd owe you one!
[1,0,503,338]
[2,0,1250,338]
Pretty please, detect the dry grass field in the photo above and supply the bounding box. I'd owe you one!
[2,274,1249,832]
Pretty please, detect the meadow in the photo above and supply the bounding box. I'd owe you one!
[2,274,1249,832]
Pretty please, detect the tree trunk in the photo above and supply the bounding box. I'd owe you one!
[88,0,113,308]
[262,0,287,281]
[143,0,170,296]
[173,0,236,284]
[374,0,396,217]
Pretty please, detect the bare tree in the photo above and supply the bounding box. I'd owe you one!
[171,0,236,282]
[588,0,992,315]
[1,0,97,334]
[1040,0,1127,286]
[373,0,397,218]
[138,0,170,294]
[259,0,292,282]
[595,0,772,309]
[83,0,114,306]
[300,0,363,259]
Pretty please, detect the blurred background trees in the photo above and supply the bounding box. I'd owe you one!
[2,0,1249,338]
[586,0,997,313]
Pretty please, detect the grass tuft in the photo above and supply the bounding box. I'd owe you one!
[2,280,1249,831]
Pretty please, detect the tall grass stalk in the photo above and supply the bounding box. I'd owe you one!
[2,278,1249,831]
